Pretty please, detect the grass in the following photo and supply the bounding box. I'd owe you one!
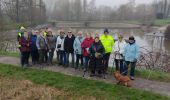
[0,63,169,100]
[0,50,19,57]
[136,70,170,83]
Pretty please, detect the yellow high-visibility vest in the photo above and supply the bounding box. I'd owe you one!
[100,35,114,53]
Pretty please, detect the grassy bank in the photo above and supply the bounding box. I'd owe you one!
[0,63,169,100]
[0,51,19,57]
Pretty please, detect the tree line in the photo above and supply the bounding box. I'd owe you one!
[0,0,47,30]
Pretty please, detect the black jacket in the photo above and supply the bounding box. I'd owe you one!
[89,41,105,58]
[64,35,75,53]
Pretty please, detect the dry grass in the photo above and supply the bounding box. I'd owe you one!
[0,76,96,100]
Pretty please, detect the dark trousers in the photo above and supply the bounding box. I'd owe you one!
[66,52,75,66]
[89,58,103,74]
[124,61,136,77]
[48,50,54,64]
[21,51,30,67]
[115,59,124,74]
[38,50,46,64]
[56,51,60,63]
[58,50,66,65]
[76,54,83,68]
[31,49,39,64]
[45,50,48,63]
[103,53,111,73]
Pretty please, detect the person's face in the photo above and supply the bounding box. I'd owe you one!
[48,31,52,36]
[86,33,91,38]
[68,31,72,36]
[78,33,83,38]
[60,32,65,37]
[104,32,108,36]
[24,31,28,36]
[129,39,134,43]
[95,38,99,43]
[119,36,123,41]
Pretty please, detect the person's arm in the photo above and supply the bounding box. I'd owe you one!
[36,36,40,50]
[73,39,77,51]
[135,44,140,60]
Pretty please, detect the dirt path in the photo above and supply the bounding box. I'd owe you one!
[0,56,170,97]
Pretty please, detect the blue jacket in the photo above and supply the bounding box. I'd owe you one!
[73,37,84,54]
[31,35,37,50]
[123,43,140,62]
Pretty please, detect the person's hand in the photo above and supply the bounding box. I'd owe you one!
[49,49,52,52]
[86,48,89,52]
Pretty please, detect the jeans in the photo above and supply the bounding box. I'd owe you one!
[83,56,90,70]
[103,53,111,73]
[48,49,54,64]
[124,61,137,77]
[58,50,66,65]
[21,51,30,67]
[115,59,124,74]
[76,54,83,68]
[66,52,75,66]
[31,49,39,64]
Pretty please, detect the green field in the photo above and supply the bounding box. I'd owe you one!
[0,63,169,100]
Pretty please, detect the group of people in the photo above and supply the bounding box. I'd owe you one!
[17,27,140,80]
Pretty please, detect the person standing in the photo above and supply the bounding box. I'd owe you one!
[56,30,66,66]
[64,30,75,67]
[36,30,48,65]
[30,30,39,65]
[73,31,84,69]
[100,28,114,74]
[19,30,32,68]
[123,36,140,80]
[89,36,105,77]
[81,33,94,71]
[46,29,57,65]
[112,34,126,74]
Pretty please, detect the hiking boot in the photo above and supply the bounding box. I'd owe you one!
[130,76,135,80]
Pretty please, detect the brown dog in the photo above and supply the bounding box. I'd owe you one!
[113,71,132,87]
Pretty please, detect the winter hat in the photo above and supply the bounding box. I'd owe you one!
[104,28,109,33]
[129,36,135,40]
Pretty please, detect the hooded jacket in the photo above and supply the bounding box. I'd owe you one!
[81,37,94,57]
[73,36,84,55]
[112,40,127,59]
[100,34,114,53]
[19,36,32,52]
[89,41,105,58]
[56,35,65,51]
[123,42,140,62]
[46,35,57,50]
[64,35,75,53]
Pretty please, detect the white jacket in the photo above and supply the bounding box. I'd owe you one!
[112,40,126,59]
[56,36,65,51]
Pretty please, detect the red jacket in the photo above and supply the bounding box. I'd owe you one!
[19,36,32,52]
[81,37,94,57]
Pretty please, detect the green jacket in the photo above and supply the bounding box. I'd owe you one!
[100,34,114,53]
